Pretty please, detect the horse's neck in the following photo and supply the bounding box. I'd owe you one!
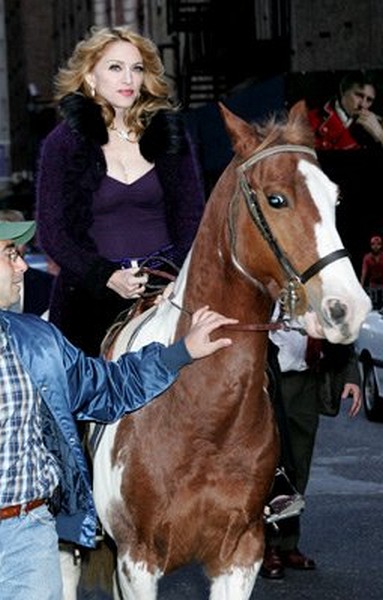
[181,177,272,325]
[184,245,271,327]
[183,231,271,408]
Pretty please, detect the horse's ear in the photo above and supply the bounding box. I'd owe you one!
[218,102,260,156]
[287,100,315,145]
[288,100,310,126]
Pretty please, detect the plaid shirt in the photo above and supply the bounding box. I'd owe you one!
[0,327,60,507]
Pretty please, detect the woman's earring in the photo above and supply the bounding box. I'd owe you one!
[90,84,96,97]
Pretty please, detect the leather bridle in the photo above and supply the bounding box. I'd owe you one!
[228,143,349,319]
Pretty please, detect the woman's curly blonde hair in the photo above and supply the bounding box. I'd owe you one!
[54,26,175,138]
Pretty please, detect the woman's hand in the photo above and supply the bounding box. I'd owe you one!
[184,305,238,359]
[107,268,148,299]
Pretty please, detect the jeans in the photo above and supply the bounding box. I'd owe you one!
[0,504,63,600]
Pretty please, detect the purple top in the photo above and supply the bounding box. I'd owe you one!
[89,169,172,262]
[36,107,205,299]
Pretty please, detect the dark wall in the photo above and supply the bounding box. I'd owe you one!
[317,149,383,277]
[184,75,286,194]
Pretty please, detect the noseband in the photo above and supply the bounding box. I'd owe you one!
[229,144,349,316]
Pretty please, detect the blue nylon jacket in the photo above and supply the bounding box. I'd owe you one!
[0,310,190,547]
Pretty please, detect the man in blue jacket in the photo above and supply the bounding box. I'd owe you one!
[0,219,237,600]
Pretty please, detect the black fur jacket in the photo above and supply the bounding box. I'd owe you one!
[36,93,205,300]
[59,92,190,161]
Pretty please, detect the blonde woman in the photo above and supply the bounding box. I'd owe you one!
[37,26,205,356]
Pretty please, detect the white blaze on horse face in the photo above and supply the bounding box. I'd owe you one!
[298,159,371,343]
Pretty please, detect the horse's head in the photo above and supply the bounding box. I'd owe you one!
[218,101,371,344]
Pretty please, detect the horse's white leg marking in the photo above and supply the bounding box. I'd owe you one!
[59,548,81,600]
[209,563,261,600]
[113,554,162,600]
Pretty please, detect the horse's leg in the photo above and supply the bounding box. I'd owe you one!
[59,546,81,600]
[209,563,261,600]
[209,521,264,600]
[113,552,162,600]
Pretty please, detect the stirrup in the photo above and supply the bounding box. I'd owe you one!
[264,466,305,525]
[264,492,305,524]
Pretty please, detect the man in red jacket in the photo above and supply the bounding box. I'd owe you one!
[308,71,383,150]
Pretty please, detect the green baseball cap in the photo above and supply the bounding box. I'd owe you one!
[0,220,36,245]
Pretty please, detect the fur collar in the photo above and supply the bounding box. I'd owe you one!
[59,93,108,145]
[59,93,187,162]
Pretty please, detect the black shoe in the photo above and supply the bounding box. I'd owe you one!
[260,546,285,579]
[280,547,316,570]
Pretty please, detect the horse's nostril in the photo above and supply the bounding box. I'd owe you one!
[326,299,348,324]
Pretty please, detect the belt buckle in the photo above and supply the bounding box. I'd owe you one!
[19,503,28,517]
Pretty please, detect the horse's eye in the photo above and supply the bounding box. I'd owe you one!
[267,194,288,209]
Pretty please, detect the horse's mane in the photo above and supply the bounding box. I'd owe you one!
[250,106,315,154]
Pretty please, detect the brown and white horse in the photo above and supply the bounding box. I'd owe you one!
[92,102,370,599]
